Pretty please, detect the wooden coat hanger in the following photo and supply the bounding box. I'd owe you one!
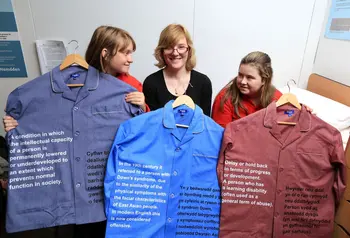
[59,40,89,87]
[172,95,195,110]
[172,95,195,128]
[276,79,301,126]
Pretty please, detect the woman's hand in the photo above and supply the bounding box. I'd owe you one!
[125,92,146,111]
[304,105,314,114]
[3,116,18,132]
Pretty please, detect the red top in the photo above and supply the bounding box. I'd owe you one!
[117,73,150,112]
[212,87,282,127]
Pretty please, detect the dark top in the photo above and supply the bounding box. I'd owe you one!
[143,69,212,116]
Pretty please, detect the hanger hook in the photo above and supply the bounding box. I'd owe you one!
[287,79,297,93]
[68,40,79,54]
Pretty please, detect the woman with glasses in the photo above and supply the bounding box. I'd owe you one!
[143,24,213,116]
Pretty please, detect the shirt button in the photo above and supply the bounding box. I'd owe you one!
[279,168,284,172]
[173,171,178,176]
[170,193,175,198]
[175,147,181,152]
[75,157,80,162]
[74,131,80,136]
[278,189,282,194]
[73,106,79,111]
[167,218,172,223]
[76,183,81,188]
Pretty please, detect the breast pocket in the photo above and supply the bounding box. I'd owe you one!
[191,151,218,182]
[296,139,331,181]
[92,104,122,116]
[90,104,122,141]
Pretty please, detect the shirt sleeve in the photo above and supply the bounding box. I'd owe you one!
[122,93,144,116]
[331,131,347,208]
[212,90,234,128]
[104,122,128,216]
[143,76,159,111]
[5,88,23,120]
[217,126,233,188]
[201,76,212,116]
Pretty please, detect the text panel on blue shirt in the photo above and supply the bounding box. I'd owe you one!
[104,101,224,238]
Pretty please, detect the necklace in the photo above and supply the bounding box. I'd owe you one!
[163,70,191,96]
[174,83,188,96]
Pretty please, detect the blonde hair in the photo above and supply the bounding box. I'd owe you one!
[154,24,196,71]
[85,25,136,73]
[220,51,276,118]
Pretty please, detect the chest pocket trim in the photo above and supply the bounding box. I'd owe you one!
[192,154,218,159]
[91,104,122,115]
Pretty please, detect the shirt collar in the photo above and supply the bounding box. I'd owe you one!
[50,65,99,93]
[264,102,311,132]
[163,100,204,134]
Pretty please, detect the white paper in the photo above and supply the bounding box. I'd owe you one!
[35,40,67,75]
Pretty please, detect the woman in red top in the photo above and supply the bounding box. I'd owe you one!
[3,26,150,131]
[212,51,282,128]
[85,26,150,112]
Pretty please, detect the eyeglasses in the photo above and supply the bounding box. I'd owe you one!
[163,45,189,54]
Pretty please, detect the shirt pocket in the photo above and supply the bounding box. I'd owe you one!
[191,151,218,183]
[296,139,331,181]
[92,104,123,115]
[90,104,122,141]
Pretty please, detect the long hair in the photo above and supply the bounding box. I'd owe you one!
[220,51,276,118]
[85,26,136,73]
[154,24,196,71]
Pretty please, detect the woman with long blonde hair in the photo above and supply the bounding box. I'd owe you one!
[143,24,213,116]
[212,51,282,127]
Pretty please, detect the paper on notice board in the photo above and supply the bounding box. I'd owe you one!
[36,40,67,75]
[325,0,350,40]
[0,0,27,77]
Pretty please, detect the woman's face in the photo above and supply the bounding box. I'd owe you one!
[236,64,264,98]
[162,37,189,71]
[102,42,134,75]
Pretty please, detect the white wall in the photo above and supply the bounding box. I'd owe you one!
[298,0,329,89]
[313,0,350,87]
[194,0,327,96]
[0,0,328,136]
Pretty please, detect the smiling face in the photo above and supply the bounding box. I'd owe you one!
[154,24,196,71]
[236,64,264,97]
[162,37,189,71]
[102,42,134,75]
[85,26,136,75]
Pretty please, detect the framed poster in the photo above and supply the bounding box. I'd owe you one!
[0,0,27,77]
